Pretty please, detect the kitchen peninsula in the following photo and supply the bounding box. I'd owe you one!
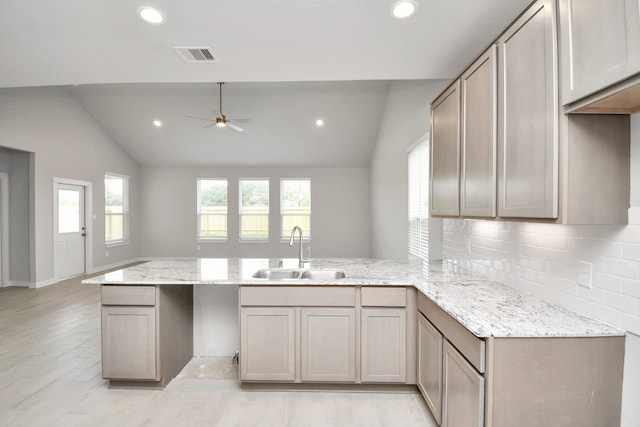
[85,258,625,426]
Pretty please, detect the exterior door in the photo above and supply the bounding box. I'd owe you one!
[55,183,86,279]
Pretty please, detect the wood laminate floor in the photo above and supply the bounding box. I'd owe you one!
[0,274,436,427]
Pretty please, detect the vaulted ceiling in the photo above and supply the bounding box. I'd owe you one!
[0,0,532,166]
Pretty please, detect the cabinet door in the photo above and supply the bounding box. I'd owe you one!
[102,306,157,380]
[559,0,640,104]
[417,313,443,424]
[300,308,356,382]
[460,45,497,217]
[497,0,558,219]
[430,80,461,217]
[361,309,406,383]
[442,340,484,427]
[240,308,295,381]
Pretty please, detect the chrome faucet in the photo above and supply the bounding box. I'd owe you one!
[289,226,309,268]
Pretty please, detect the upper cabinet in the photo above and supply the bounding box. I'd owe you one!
[430,81,461,217]
[429,0,631,224]
[497,0,558,219]
[558,0,640,108]
[460,46,497,218]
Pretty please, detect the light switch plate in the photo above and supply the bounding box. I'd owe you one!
[577,261,593,288]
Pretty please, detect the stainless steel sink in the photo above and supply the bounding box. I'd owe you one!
[252,268,346,281]
[299,270,346,280]
[252,269,301,280]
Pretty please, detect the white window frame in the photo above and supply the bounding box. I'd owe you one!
[239,178,270,242]
[280,178,311,241]
[197,178,228,242]
[104,172,129,247]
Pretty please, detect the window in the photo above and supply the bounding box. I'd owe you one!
[408,140,429,260]
[197,179,228,239]
[105,173,129,244]
[281,179,311,239]
[239,179,269,240]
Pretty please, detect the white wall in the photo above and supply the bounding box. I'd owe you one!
[139,166,371,259]
[370,80,448,259]
[0,87,140,285]
[442,114,640,427]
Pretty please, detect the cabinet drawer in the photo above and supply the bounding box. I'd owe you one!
[418,293,485,373]
[361,287,406,307]
[240,286,356,307]
[102,285,156,306]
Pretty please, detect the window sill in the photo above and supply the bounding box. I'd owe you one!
[105,240,130,248]
[197,238,228,243]
[238,239,270,244]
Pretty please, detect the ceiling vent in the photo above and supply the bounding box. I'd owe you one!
[174,47,216,62]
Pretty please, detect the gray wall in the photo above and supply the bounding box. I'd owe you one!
[370,79,448,259]
[139,166,371,259]
[0,147,31,283]
[0,87,140,285]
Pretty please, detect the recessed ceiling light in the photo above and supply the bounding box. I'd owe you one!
[153,120,162,127]
[138,7,165,24]
[391,0,417,19]
[316,119,324,127]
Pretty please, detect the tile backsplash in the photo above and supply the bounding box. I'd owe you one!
[443,208,640,336]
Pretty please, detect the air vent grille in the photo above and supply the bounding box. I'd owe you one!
[174,47,216,62]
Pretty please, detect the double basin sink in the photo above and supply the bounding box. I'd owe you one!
[252,268,346,281]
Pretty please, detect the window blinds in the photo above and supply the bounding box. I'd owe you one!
[408,138,430,260]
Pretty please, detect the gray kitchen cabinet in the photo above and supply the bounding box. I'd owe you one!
[361,308,406,383]
[497,0,558,219]
[300,308,356,382]
[102,305,157,380]
[430,80,460,217]
[558,0,640,106]
[417,312,443,424]
[442,340,484,427]
[100,284,193,388]
[417,292,624,427]
[460,45,497,218]
[240,307,296,381]
[240,285,415,385]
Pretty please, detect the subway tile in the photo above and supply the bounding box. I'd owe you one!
[568,238,623,259]
[621,278,640,299]
[623,243,640,261]
[592,304,622,328]
[518,231,569,250]
[577,286,605,304]
[621,313,640,336]
[628,207,640,225]
[606,258,640,279]
[593,272,622,292]
[604,291,639,315]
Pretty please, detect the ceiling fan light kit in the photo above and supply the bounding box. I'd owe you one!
[185,82,246,132]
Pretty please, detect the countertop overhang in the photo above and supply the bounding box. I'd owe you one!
[84,257,625,339]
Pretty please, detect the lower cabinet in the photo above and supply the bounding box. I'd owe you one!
[240,307,295,381]
[361,309,406,383]
[442,340,484,427]
[301,308,356,382]
[239,286,412,385]
[417,312,443,424]
[102,306,158,380]
[100,284,193,388]
[417,292,625,427]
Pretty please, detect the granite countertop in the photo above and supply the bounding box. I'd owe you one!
[83,257,624,339]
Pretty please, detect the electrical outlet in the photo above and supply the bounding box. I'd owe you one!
[577,261,592,288]
[105,250,109,258]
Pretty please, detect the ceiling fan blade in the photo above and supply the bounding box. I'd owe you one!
[227,118,251,123]
[203,122,217,129]
[227,122,245,132]
[185,114,216,122]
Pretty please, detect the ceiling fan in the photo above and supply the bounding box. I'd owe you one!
[185,82,248,132]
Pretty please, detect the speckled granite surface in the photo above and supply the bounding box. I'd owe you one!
[84,257,624,338]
